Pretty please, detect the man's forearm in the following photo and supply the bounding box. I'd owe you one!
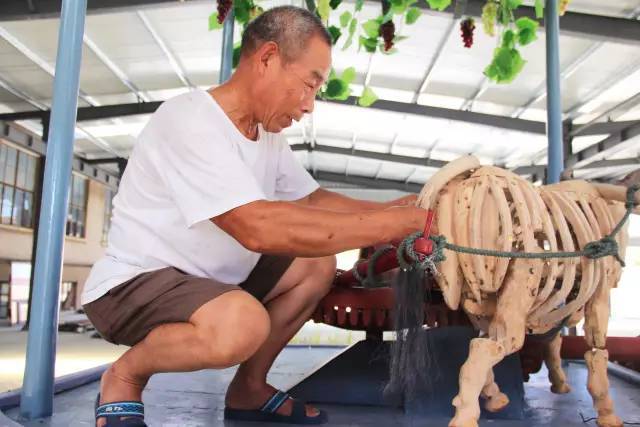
[301,188,416,212]
[213,200,427,257]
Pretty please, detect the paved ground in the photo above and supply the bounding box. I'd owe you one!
[0,322,364,394]
[4,345,640,427]
[0,327,126,394]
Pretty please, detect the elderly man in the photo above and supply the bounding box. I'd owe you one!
[83,6,427,426]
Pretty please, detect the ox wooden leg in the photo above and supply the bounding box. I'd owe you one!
[449,337,505,427]
[450,258,542,427]
[543,331,571,394]
[481,369,509,412]
[584,281,623,427]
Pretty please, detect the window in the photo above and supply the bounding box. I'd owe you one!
[66,174,88,238]
[0,282,9,319]
[102,188,114,244]
[0,142,38,228]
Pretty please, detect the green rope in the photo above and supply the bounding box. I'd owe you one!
[354,185,638,284]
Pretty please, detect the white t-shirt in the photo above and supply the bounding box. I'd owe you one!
[81,90,319,305]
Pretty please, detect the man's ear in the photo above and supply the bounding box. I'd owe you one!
[256,41,280,75]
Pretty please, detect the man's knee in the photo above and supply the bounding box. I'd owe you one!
[307,255,336,296]
[194,291,270,365]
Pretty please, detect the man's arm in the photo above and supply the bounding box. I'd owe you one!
[296,188,417,212]
[211,199,426,257]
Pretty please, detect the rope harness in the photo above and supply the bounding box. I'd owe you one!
[356,185,639,288]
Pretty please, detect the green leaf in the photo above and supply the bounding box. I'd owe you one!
[329,68,337,80]
[355,0,364,11]
[358,87,379,107]
[498,3,510,25]
[381,9,395,22]
[341,67,356,84]
[234,0,253,24]
[484,46,526,83]
[359,36,378,53]
[501,29,516,49]
[339,11,352,27]
[342,18,357,50]
[330,0,342,9]
[349,17,357,35]
[328,25,342,45]
[208,12,223,30]
[324,78,351,100]
[426,0,451,12]
[406,7,421,24]
[516,16,539,46]
[362,19,381,38]
[318,0,331,21]
[390,0,408,14]
[534,0,544,19]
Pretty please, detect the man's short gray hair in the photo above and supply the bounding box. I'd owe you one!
[240,6,331,63]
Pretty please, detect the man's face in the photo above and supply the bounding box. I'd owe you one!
[259,35,331,133]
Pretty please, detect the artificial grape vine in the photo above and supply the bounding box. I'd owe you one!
[209,0,569,100]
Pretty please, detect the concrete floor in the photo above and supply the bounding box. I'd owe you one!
[0,328,127,393]
[0,322,369,394]
[4,346,640,427]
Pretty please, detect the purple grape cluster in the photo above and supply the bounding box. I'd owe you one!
[460,18,475,48]
[380,20,395,52]
[217,0,233,24]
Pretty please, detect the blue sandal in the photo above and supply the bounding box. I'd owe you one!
[95,393,147,426]
[224,390,328,424]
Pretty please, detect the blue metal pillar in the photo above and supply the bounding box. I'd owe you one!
[219,9,235,84]
[545,0,563,184]
[19,0,87,419]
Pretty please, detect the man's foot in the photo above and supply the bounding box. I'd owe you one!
[225,377,320,418]
[96,365,145,427]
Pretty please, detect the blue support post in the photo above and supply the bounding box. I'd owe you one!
[19,0,87,419]
[219,9,235,84]
[545,0,563,184]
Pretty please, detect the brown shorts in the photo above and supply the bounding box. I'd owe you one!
[83,255,294,347]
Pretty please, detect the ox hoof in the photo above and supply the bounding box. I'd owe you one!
[484,392,509,412]
[550,382,571,394]
[448,419,479,427]
[596,414,623,427]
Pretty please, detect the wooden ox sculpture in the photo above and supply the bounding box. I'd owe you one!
[409,155,636,427]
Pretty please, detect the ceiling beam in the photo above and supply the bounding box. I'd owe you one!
[327,97,546,134]
[136,10,194,89]
[291,142,446,168]
[312,170,423,193]
[578,158,640,169]
[0,98,547,134]
[566,120,640,169]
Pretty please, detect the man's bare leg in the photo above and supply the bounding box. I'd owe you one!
[225,256,336,417]
[97,290,270,427]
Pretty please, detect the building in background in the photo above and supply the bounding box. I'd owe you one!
[0,122,116,325]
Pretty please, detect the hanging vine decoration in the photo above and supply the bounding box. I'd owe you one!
[209,0,571,105]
